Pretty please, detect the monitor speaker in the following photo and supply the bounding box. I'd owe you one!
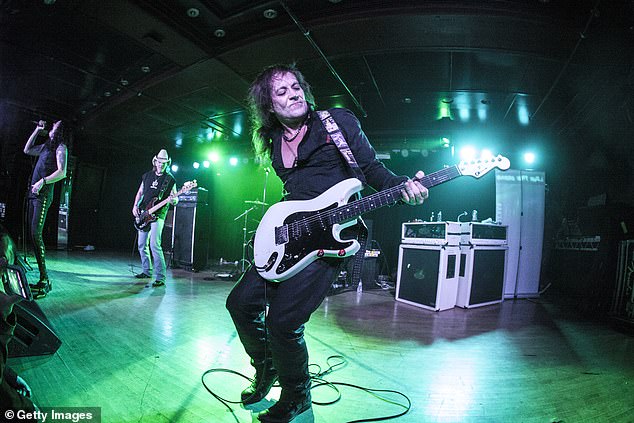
[8,300,62,357]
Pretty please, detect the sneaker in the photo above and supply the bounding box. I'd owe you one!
[135,273,151,279]
[151,280,165,287]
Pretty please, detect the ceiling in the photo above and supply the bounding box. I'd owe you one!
[2,0,634,166]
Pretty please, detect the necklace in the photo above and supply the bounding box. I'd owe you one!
[283,124,304,142]
[282,116,309,142]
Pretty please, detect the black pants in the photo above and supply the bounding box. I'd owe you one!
[28,197,51,281]
[226,258,339,392]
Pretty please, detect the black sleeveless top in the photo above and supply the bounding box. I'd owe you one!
[140,170,176,219]
[28,142,59,201]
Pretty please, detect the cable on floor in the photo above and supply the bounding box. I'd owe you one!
[201,355,411,422]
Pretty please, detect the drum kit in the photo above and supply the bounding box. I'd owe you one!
[234,199,268,273]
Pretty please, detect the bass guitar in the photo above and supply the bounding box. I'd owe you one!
[134,180,197,231]
[253,155,510,282]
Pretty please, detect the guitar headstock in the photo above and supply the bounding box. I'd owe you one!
[458,155,510,178]
[181,180,198,193]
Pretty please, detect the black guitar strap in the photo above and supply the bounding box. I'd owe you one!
[317,110,369,288]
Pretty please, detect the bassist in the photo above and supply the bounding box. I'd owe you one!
[131,149,178,287]
[225,64,428,423]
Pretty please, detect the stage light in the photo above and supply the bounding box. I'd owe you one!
[518,105,530,126]
[175,137,183,148]
[193,162,200,169]
[171,164,179,172]
[459,146,477,161]
[459,107,470,121]
[208,151,220,163]
[229,157,238,166]
[523,152,536,164]
[203,160,210,168]
[481,149,494,160]
[441,137,451,148]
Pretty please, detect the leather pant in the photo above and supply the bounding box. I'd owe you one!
[226,258,339,393]
[28,197,51,281]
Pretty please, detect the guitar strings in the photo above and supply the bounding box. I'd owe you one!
[284,166,461,237]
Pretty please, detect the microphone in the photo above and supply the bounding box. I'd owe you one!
[31,120,47,128]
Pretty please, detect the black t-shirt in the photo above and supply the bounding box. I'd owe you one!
[140,170,176,219]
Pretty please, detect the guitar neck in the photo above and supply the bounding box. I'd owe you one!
[147,186,188,214]
[328,165,461,224]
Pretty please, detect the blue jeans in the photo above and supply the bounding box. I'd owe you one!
[137,218,166,281]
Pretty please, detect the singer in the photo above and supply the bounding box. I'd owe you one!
[23,120,71,299]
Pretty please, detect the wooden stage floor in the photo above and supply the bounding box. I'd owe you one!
[7,250,634,423]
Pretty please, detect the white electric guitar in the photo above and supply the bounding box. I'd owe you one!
[253,155,510,282]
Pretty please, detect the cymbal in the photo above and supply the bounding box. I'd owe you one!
[245,200,268,206]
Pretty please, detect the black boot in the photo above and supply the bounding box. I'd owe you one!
[30,278,51,299]
[258,343,311,422]
[257,385,311,422]
[242,358,279,405]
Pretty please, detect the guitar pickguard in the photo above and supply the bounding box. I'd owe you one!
[274,206,355,275]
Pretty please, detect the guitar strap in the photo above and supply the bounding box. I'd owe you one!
[317,110,369,288]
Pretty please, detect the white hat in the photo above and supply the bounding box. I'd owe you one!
[152,149,171,166]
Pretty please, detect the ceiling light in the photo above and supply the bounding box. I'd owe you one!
[263,9,278,19]
[187,8,200,18]
[141,66,150,73]
[120,79,129,86]
[214,29,226,38]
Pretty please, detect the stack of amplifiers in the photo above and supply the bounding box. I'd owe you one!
[396,221,461,311]
[457,222,508,308]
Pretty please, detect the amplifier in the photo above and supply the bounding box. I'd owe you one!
[396,244,460,311]
[460,222,508,245]
[179,186,208,203]
[401,221,461,245]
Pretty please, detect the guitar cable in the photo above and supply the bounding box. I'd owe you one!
[201,354,412,422]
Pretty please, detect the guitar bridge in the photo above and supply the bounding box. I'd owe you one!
[275,225,288,245]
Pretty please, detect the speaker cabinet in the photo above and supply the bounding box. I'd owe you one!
[173,188,210,271]
[8,301,62,357]
[396,244,460,311]
[457,245,507,308]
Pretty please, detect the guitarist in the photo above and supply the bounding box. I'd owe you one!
[131,149,178,287]
[226,64,428,423]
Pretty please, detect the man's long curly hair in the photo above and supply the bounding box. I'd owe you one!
[247,63,315,161]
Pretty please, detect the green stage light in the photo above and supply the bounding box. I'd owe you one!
[171,164,179,172]
[523,152,536,164]
[229,157,238,166]
[193,162,200,169]
[203,160,210,168]
[208,151,220,163]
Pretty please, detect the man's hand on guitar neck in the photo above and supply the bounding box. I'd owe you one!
[401,170,428,205]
